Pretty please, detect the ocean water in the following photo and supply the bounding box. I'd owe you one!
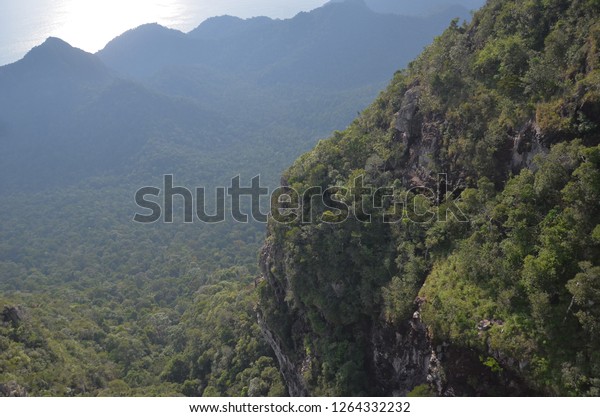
[0,0,328,66]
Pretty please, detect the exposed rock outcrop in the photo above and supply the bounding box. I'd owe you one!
[0,381,27,397]
[258,85,550,396]
[510,120,548,174]
[258,313,309,397]
[393,88,550,190]
[1,306,25,327]
[369,316,431,396]
[257,0,600,397]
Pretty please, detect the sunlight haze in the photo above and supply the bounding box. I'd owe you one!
[0,0,328,65]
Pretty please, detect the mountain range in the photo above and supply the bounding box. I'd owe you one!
[0,0,471,195]
[5,0,596,400]
[0,0,480,397]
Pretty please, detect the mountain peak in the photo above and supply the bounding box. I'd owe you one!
[98,23,187,55]
[25,36,77,59]
[124,22,184,36]
[314,0,372,19]
[97,23,192,78]
[41,36,71,47]
[3,36,111,83]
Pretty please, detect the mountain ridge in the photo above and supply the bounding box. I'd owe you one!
[0,37,111,83]
[96,1,471,86]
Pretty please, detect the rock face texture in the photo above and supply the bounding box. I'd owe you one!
[259,258,534,396]
[0,381,27,397]
[1,306,25,327]
[258,312,309,397]
[369,317,431,396]
[256,0,600,397]
[392,87,550,191]
[256,60,571,398]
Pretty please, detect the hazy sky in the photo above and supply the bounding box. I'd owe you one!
[0,0,329,65]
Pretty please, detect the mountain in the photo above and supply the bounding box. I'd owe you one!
[6,0,595,399]
[258,0,600,396]
[188,15,275,40]
[363,0,485,16]
[0,38,227,194]
[3,37,111,82]
[0,0,475,397]
[0,35,366,195]
[0,0,472,195]
[95,23,205,79]
[97,0,471,88]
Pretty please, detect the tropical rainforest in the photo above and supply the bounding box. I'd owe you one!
[0,0,470,396]
[259,0,600,396]
[1,0,599,398]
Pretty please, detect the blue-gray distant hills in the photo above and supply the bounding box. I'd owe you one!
[98,0,471,87]
[0,38,223,193]
[362,0,484,16]
[0,0,471,194]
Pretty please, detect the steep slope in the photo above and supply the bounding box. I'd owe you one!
[258,0,600,396]
[0,1,476,398]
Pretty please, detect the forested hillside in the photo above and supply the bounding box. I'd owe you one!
[0,0,470,397]
[3,0,597,398]
[259,0,600,396]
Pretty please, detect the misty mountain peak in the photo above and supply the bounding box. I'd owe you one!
[96,23,194,78]
[101,23,186,50]
[40,36,72,49]
[5,36,110,82]
[309,0,374,22]
[123,22,185,37]
[24,37,80,61]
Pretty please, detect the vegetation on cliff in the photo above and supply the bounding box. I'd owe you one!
[259,0,600,396]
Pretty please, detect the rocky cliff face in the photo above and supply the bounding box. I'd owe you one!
[257,85,544,395]
[258,312,309,397]
[259,239,536,396]
[257,0,600,397]
[0,381,27,397]
[392,86,551,191]
[1,306,25,327]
